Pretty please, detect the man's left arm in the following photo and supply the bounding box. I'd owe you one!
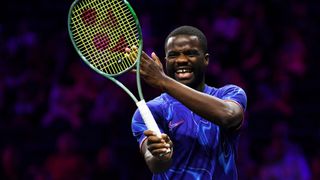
[138,51,246,130]
[161,79,245,130]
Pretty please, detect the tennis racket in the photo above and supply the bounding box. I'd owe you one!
[67,0,162,137]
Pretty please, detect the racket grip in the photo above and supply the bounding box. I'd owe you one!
[136,100,162,137]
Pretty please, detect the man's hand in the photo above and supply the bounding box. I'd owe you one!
[125,46,169,91]
[144,130,173,161]
[139,51,168,91]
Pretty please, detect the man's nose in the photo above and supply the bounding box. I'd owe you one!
[175,53,188,64]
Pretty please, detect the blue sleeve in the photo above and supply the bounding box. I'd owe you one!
[131,108,148,146]
[218,85,247,111]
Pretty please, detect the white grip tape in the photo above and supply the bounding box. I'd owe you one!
[136,100,161,137]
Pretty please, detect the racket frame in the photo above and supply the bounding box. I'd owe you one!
[67,0,163,137]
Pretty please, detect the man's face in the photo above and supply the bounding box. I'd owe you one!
[165,35,209,90]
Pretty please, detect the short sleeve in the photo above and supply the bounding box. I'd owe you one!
[219,85,247,111]
[131,108,149,148]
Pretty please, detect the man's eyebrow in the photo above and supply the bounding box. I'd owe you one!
[167,51,180,55]
[185,49,200,54]
[167,49,199,53]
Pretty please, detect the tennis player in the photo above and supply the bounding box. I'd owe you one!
[131,25,247,179]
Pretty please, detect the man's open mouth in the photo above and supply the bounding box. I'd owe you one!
[175,67,193,80]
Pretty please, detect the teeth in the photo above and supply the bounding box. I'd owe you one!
[176,69,190,73]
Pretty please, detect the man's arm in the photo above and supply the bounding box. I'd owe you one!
[141,130,173,173]
[161,78,244,129]
[139,52,244,130]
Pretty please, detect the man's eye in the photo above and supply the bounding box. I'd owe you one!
[167,52,179,58]
[185,50,199,57]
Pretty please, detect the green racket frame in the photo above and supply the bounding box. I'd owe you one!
[67,0,166,138]
[68,0,143,103]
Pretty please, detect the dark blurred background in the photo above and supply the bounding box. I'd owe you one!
[1,0,319,179]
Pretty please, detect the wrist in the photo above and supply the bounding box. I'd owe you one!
[159,75,171,92]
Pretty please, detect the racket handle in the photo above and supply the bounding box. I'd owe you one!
[136,100,162,137]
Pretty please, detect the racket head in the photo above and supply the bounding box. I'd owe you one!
[68,0,142,77]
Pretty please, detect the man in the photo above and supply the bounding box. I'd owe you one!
[131,25,247,179]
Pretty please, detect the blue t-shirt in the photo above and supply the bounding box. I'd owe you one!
[131,84,247,180]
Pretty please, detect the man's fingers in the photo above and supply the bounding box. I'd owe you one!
[144,131,172,158]
[151,148,171,156]
[144,130,157,136]
[161,134,172,143]
[131,45,138,51]
[125,47,131,52]
[130,69,137,74]
[148,142,171,152]
[147,135,164,144]
[141,51,151,61]
[125,46,139,62]
[151,52,162,66]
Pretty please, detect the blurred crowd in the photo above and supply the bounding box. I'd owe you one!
[1,0,319,179]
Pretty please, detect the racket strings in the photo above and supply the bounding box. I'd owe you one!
[75,0,135,72]
[70,0,140,75]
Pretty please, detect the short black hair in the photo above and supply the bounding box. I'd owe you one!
[165,25,208,53]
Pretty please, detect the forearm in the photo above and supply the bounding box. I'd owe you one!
[143,147,172,173]
[161,77,243,129]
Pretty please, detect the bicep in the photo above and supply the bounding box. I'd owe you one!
[225,100,245,130]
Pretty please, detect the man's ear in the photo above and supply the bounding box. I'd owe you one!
[204,53,209,66]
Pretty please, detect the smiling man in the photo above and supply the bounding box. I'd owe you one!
[131,26,247,180]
